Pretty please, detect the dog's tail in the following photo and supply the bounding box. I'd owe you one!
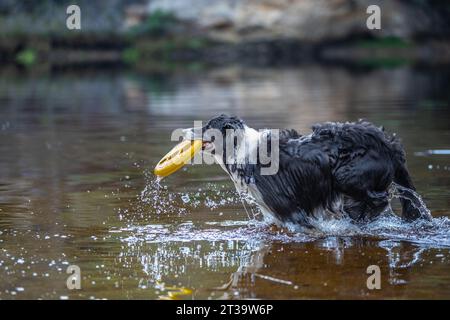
[390,138,430,221]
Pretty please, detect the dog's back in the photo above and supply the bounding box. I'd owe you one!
[310,121,422,220]
[251,120,424,226]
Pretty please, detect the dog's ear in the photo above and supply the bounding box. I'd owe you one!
[228,116,245,128]
[223,122,235,130]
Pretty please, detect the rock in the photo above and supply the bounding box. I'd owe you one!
[147,0,449,42]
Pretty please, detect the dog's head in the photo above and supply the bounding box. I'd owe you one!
[182,114,279,179]
[183,114,246,157]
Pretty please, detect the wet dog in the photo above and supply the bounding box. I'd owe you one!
[184,114,428,229]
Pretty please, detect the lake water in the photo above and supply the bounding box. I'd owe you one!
[0,65,449,299]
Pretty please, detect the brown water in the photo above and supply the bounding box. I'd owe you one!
[0,65,449,299]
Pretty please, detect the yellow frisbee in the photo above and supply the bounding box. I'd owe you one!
[154,140,202,177]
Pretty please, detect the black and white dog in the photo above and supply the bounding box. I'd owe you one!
[184,114,428,229]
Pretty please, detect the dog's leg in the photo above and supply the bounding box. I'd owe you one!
[393,163,428,220]
[342,193,389,221]
[334,153,391,221]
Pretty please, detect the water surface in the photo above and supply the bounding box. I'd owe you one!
[0,65,449,299]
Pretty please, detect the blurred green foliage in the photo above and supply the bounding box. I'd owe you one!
[128,10,177,37]
[123,36,208,66]
[122,47,140,64]
[15,48,37,66]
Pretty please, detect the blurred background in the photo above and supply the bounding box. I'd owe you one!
[0,0,449,299]
[1,0,450,67]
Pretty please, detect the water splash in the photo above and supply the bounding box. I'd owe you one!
[389,182,433,220]
[138,176,188,217]
[118,220,313,245]
[125,172,243,224]
[362,213,450,247]
[128,174,449,247]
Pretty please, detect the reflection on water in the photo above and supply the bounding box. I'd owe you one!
[0,65,449,299]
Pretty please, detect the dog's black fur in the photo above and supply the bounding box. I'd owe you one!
[202,115,426,227]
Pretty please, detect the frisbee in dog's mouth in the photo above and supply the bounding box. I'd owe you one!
[154,140,203,177]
